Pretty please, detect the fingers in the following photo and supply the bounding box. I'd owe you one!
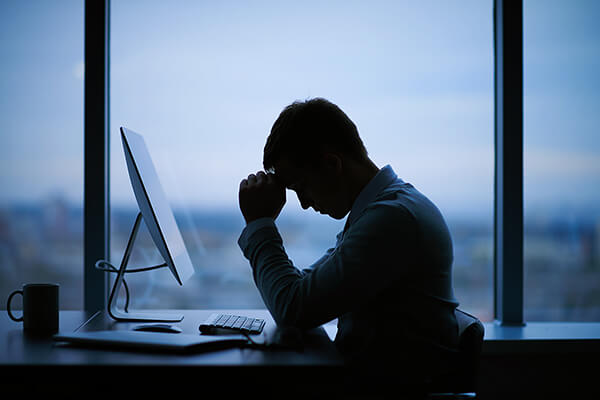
[241,171,269,189]
[256,171,267,185]
[265,172,275,185]
[238,170,287,223]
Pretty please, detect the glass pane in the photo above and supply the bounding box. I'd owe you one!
[0,1,84,309]
[524,0,600,320]
[110,0,493,320]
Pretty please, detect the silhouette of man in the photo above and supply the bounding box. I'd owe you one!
[238,98,459,377]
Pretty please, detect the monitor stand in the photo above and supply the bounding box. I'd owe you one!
[107,212,184,322]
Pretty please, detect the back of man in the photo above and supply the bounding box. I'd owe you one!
[332,171,459,374]
[237,97,459,379]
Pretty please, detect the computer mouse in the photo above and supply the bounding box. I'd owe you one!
[133,323,182,334]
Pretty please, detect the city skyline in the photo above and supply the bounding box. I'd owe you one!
[3,194,600,321]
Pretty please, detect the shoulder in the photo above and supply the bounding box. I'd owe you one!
[364,181,419,221]
[375,180,443,220]
[352,180,444,233]
[351,199,417,237]
[340,198,418,260]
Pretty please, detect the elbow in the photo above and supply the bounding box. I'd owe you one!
[272,309,315,330]
[272,309,297,328]
[269,284,300,327]
[254,267,317,329]
[267,282,312,329]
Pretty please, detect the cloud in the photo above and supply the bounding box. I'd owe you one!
[73,61,84,81]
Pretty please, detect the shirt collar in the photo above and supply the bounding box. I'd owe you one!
[345,164,399,229]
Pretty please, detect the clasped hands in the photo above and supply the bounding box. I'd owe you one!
[239,171,286,224]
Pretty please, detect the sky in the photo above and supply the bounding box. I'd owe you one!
[1,0,599,221]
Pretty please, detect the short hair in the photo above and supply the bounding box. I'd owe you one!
[263,98,368,173]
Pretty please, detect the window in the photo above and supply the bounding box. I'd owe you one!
[524,0,600,321]
[0,0,84,309]
[108,0,494,317]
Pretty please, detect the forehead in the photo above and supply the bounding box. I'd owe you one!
[272,158,305,187]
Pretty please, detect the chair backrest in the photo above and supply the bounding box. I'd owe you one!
[454,308,485,391]
[456,309,484,353]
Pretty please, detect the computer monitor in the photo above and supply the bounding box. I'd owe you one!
[105,127,194,322]
[121,127,194,285]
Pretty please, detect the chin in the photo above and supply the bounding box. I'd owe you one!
[329,211,347,220]
[313,207,346,220]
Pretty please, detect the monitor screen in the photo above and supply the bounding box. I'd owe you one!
[120,127,194,286]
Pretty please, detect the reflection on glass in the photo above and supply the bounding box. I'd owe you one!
[0,1,84,309]
[110,1,493,320]
[524,0,600,321]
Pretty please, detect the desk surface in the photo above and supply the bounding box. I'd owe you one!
[0,310,348,394]
[5,310,600,396]
[0,309,342,367]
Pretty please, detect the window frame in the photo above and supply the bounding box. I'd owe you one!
[83,0,525,325]
[84,0,110,312]
[493,0,524,325]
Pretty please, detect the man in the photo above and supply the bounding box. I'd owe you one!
[238,98,459,376]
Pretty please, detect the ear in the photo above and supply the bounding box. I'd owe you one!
[321,153,343,176]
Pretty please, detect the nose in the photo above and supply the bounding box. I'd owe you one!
[296,192,312,210]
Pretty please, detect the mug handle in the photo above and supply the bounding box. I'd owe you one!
[7,290,24,322]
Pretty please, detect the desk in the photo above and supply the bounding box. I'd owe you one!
[1,309,344,395]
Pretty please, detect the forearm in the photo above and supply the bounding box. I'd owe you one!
[238,205,414,330]
[239,221,307,326]
[239,221,363,329]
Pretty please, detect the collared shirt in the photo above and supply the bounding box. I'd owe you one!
[238,165,459,367]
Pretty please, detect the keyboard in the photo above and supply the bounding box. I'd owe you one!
[199,313,265,335]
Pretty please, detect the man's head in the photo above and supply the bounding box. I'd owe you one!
[263,98,375,219]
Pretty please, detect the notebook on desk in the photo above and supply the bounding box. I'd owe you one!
[53,330,248,354]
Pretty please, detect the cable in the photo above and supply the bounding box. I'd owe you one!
[94,259,169,313]
[94,260,167,274]
[241,331,268,350]
[94,260,119,273]
[123,263,168,273]
[94,260,131,312]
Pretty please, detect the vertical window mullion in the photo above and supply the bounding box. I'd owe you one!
[494,0,525,325]
[84,0,110,312]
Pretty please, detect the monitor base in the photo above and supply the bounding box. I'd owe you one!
[109,308,184,323]
[107,212,182,323]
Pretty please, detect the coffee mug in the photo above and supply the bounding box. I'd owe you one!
[7,283,59,335]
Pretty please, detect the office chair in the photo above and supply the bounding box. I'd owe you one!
[456,309,485,390]
[428,308,485,399]
[346,309,485,398]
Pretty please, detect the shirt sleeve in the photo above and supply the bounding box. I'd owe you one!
[238,217,277,249]
[238,204,417,329]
